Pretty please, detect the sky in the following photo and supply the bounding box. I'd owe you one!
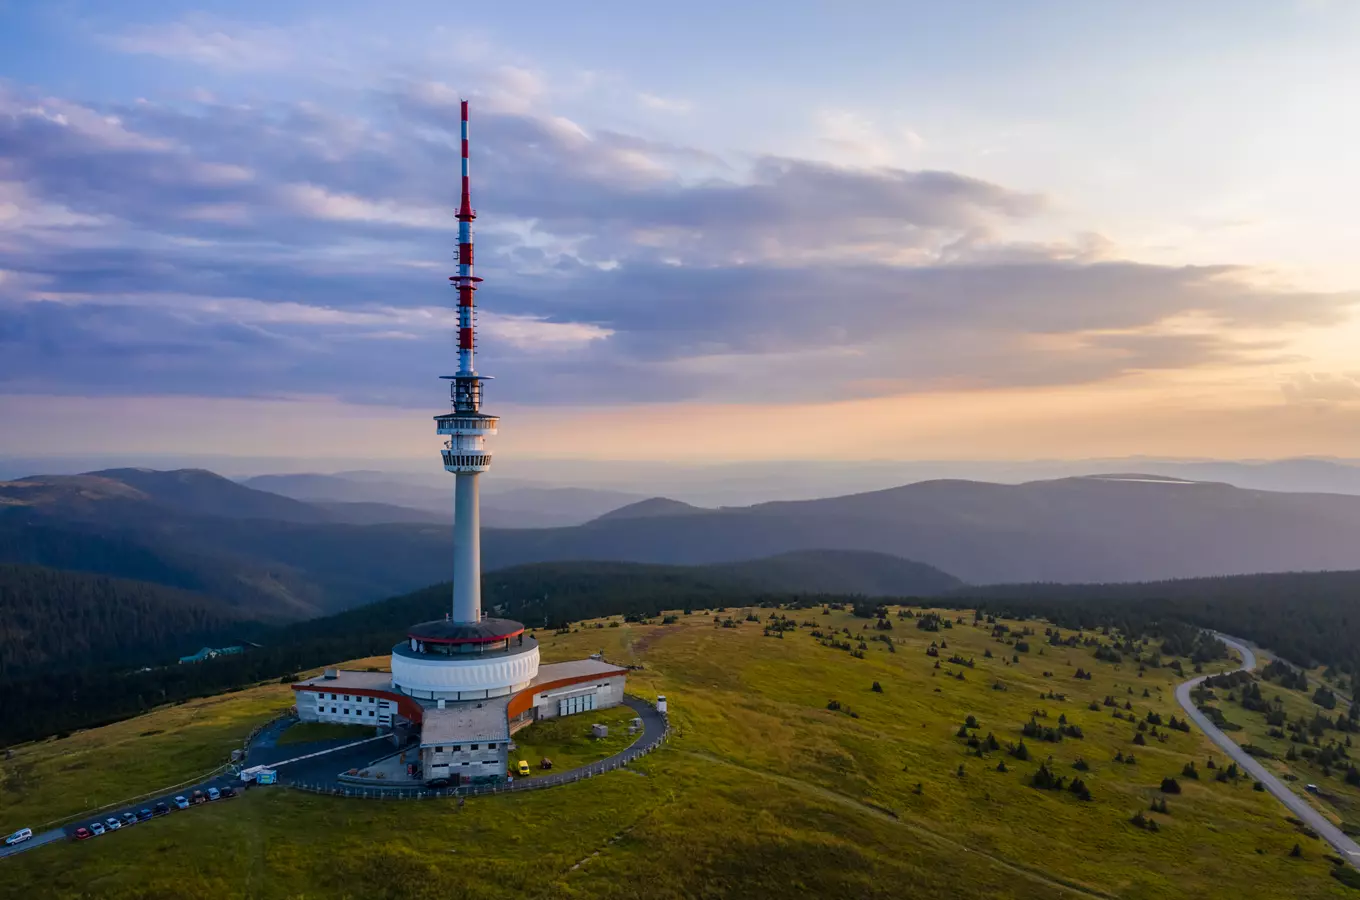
[3,0,1360,469]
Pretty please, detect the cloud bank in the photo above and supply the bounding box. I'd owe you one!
[2,41,1356,411]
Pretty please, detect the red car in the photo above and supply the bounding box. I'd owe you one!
[74,827,92,841]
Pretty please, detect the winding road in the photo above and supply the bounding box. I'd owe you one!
[1176,633,1360,866]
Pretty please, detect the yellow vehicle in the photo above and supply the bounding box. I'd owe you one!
[517,759,530,776]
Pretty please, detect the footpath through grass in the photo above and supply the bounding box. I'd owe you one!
[1,608,1355,899]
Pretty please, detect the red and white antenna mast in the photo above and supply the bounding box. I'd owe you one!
[436,100,497,624]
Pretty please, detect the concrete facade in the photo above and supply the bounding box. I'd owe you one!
[291,658,628,783]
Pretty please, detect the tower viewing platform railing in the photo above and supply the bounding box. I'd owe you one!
[435,414,499,433]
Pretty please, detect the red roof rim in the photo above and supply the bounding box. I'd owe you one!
[406,626,526,645]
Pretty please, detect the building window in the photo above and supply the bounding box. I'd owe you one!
[369,710,375,717]
[343,709,349,715]
[435,746,443,752]
[330,707,337,714]
[559,692,597,717]
[451,745,461,751]
[330,694,337,700]
[470,744,479,750]
[343,695,350,701]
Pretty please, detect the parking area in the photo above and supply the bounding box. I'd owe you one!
[60,774,246,842]
[4,698,670,858]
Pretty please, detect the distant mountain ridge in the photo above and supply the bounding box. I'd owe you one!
[241,472,644,527]
[711,549,962,596]
[11,466,1360,625]
[593,497,706,521]
[478,474,1360,584]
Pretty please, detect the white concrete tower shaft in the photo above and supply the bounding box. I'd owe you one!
[436,99,497,625]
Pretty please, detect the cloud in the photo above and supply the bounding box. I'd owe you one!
[1279,373,1360,406]
[2,77,1357,409]
[638,93,692,114]
[104,16,300,71]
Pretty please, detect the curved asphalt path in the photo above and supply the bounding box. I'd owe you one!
[1176,633,1360,866]
[278,695,667,795]
[4,696,667,860]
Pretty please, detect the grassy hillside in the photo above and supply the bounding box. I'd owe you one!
[1,607,1353,898]
[958,570,1360,677]
[1,557,951,746]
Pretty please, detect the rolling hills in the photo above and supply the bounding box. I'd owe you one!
[483,474,1360,584]
[14,466,1360,631]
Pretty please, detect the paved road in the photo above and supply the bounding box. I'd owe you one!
[1176,633,1360,867]
[0,828,64,859]
[5,698,668,859]
[2,715,302,861]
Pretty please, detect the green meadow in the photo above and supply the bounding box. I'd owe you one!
[1,607,1354,899]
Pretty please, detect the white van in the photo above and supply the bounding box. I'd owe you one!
[4,827,32,845]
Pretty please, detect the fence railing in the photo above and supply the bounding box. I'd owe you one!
[283,698,670,801]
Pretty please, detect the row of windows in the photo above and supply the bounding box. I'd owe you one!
[323,693,378,703]
[330,707,378,718]
[432,742,497,752]
[559,693,597,716]
[441,452,492,466]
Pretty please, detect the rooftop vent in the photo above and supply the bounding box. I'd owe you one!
[323,668,338,680]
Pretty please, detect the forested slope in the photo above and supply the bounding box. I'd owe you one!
[0,565,257,677]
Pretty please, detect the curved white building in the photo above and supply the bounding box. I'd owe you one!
[391,619,539,701]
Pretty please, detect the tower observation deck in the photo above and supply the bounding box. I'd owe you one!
[436,99,499,626]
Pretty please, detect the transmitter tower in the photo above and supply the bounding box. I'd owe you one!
[437,99,498,625]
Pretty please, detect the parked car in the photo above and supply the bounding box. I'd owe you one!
[207,787,221,801]
[73,827,92,841]
[220,786,236,799]
[104,817,121,831]
[1306,783,1320,794]
[173,796,190,810]
[425,777,452,789]
[121,812,138,827]
[153,802,170,816]
[136,808,153,822]
[517,759,530,776]
[191,790,206,805]
[4,828,32,846]
[89,822,105,836]
[540,758,554,770]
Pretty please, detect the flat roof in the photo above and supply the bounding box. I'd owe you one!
[407,617,526,644]
[531,659,628,686]
[420,698,510,746]
[294,670,394,692]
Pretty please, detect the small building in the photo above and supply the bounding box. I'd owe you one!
[178,645,245,664]
[420,700,510,782]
